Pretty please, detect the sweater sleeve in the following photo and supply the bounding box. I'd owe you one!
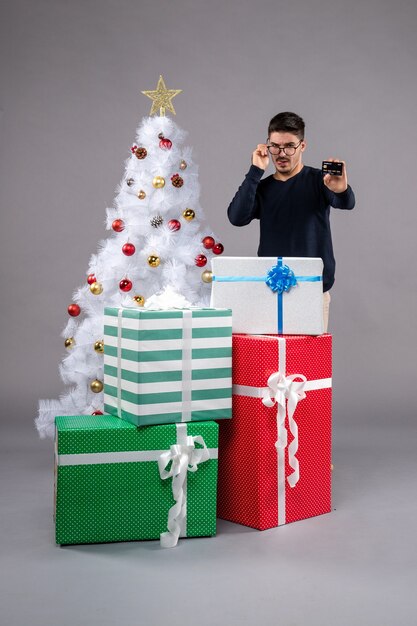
[323,184,356,210]
[227,165,264,226]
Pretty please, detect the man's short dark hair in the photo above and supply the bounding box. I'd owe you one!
[268,112,305,140]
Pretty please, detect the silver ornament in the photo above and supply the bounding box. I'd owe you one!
[150,215,164,228]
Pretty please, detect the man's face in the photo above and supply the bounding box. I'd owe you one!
[268,131,306,175]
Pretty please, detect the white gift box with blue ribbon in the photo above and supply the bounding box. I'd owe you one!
[210,257,324,335]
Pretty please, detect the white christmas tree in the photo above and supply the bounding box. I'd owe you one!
[37,76,224,438]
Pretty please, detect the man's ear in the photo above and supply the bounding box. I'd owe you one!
[301,139,307,153]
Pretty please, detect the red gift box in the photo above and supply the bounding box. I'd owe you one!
[217,333,332,529]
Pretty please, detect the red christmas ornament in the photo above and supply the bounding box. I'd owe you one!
[168,219,181,231]
[122,242,136,256]
[202,236,215,249]
[171,173,184,188]
[92,411,103,416]
[212,243,224,255]
[112,219,125,232]
[119,278,133,292]
[159,137,173,150]
[68,303,81,317]
[195,254,207,267]
[87,273,96,285]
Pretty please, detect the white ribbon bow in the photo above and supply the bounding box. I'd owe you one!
[158,435,210,548]
[262,371,307,488]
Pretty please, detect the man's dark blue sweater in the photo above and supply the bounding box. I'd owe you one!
[227,164,355,292]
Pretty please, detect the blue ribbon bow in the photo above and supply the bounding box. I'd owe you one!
[265,263,298,294]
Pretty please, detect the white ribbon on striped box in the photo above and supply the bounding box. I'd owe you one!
[233,336,332,526]
[56,423,217,548]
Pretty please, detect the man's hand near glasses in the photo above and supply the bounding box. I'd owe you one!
[252,144,270,170]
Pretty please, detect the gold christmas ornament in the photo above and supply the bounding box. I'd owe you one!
[64,337,75,349]
[179,160,187,170]
[152,176,165,189]
[133,295,145,306]
[90,281,103,295]
[138,189,146,200]
[147,255,160,268]
[141,75,182,117]
[94,340,104,353]
[90,379,103,393]
[201,270,213,283]
[182,208,195,221]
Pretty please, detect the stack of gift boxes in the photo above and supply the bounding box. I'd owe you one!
[54,256,332,547]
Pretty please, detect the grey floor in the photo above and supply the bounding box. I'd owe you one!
[2,418,417,626]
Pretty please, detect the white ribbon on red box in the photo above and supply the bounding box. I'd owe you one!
[233,336,332,525]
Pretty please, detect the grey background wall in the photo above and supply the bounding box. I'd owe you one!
[1,0,416,427]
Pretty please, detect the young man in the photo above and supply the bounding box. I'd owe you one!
[227,111,355,331]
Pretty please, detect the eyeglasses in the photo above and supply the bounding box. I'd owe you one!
[266,140,303,156]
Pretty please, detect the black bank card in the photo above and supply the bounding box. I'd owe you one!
[322,161,343,176]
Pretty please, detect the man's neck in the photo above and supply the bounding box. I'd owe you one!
[273,162,304,182]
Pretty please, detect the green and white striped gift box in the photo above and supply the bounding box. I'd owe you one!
[103,307,233,427]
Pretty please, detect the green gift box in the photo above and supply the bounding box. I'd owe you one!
[103,307,232,427]
[54,415,218,547]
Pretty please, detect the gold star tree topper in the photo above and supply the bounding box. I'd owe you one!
[142,75,182,117]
